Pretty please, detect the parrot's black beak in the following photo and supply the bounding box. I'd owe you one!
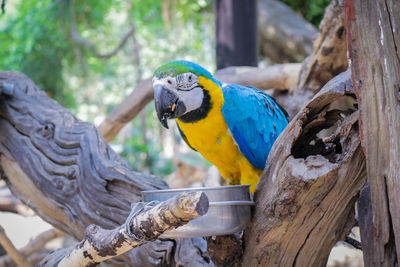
[154,84,186,129]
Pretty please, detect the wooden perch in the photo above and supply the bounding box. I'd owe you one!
[241,70,366,266]
[347,0,400,265]
[214,63,301,91]
[0,71,212,266]
[98,63,301,142]
[39,191,209,267]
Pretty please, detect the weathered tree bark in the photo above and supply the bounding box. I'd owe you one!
[0,71,212,266]
[39,191,209,267]
[347,0,400,266]
[241,70,366,266]
[206,234,242,267]
[296,0,348,94]
[275,0,348,118]
[258,0,318,63]
[97,64,301,142]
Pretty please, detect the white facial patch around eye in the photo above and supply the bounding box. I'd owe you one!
[153,76,177,91]
[176,73,198,91]
[176,86,204,113]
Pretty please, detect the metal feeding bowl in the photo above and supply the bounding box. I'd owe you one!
[141,184,254,238]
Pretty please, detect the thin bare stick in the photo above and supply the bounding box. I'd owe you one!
[0,228,65,266]
[0,225,31,267]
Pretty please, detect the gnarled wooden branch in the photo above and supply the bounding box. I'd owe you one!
[258,0,318,63]
[241,70,366,266]
[0,71,212,266]
[296,0,348,94]
[98,63,301,142]
[39,191,209,267]
[275,0,348,118]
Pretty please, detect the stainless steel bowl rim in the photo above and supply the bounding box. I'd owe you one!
[209,200,255,206]
[141,184,251,194]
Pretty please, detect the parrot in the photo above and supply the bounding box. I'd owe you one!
[153,60,288,193]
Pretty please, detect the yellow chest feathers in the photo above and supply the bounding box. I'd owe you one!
[175,77,241,169]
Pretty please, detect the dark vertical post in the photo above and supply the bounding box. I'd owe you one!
[214,0,258,69]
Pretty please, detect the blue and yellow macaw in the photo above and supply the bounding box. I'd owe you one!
[153,60,288,192]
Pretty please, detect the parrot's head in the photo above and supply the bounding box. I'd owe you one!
[153,60,218,128]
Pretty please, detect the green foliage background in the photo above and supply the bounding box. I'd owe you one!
[0,0,328,177]
[281,0,331,27]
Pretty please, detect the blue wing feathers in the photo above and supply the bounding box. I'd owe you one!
[221,84,288,169]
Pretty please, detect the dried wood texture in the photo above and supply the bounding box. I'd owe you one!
[241,71,366,266]
[98,64,301,142]
[347,0,400,265]
[258,0,317,63]
[39,191,209,267]
[275,0,349,118]
[0,71,212,266]
[297,0,348,93]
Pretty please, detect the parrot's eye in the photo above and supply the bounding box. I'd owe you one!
[167,79,172,84]
[188,75,192,82]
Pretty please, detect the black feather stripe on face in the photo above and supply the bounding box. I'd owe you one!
[178,87,211,123]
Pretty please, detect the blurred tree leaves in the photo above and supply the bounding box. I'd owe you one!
[281,0,331,27]
[0,0,75,107]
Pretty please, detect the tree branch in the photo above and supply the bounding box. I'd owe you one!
[0,225,31,267]
[274,0,348,118]
[347,0,400,265]
[214,63,301,91]
[39,191,209,267]
[0,228,65,267]
[69,0,135,59]
[0,184,33,216]
[296,0,348,94]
